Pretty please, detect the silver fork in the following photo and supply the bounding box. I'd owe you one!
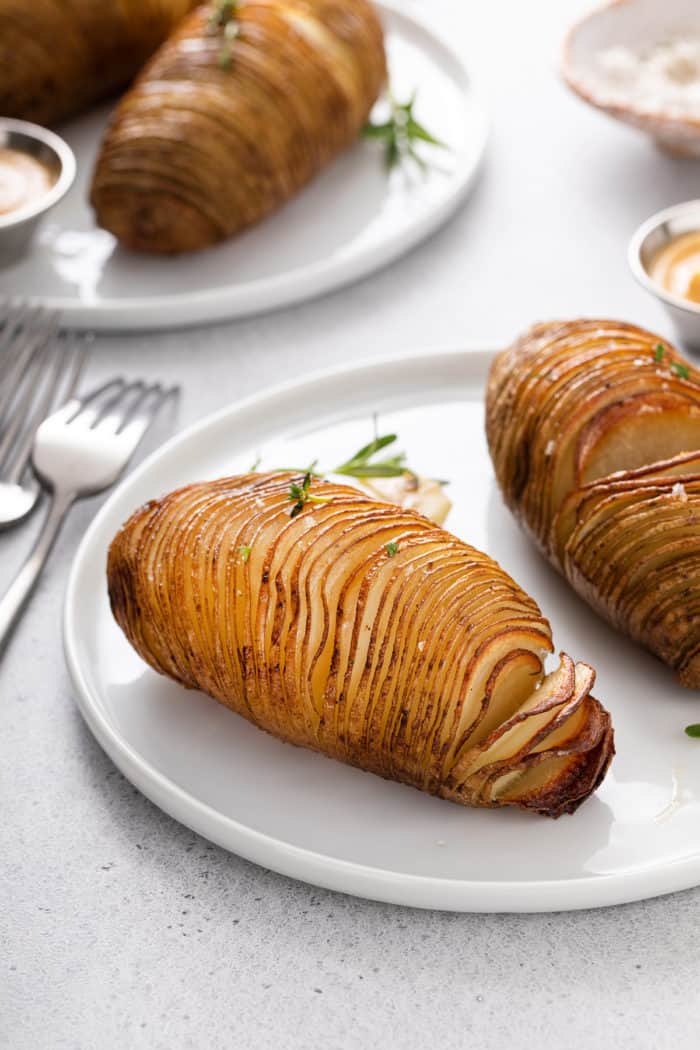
[0,376,177,653]
[0,303,89,528]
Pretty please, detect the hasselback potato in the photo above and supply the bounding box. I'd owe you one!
[0,0,197,127]
[486,319,700,686]
[108,472,613,817]
[90,0,387,253]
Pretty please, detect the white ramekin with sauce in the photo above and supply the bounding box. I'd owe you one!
[629,201,700,351]
[0,118,76,268]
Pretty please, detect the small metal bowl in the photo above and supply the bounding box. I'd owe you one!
[629,201,700,351]
[0,118,76,268]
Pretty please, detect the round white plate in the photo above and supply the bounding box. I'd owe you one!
[0,3,487,332]
[64,349,700,912]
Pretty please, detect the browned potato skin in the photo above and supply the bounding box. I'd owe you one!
[0,1,197,127]
[107,473,613,817]
[486,319,700,686]
[90,0,387,253]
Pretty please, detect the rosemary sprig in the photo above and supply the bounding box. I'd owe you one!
[363,91,446,172]
[209,0,240,70]
[386,541,400,557]
[288,472,333,517]
[685,723,700,738]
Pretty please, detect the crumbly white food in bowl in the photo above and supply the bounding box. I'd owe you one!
[595,37,700,118]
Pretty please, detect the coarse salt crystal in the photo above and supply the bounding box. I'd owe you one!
[545,440,555,457]
[417,640,426,652]
[671,482,689,502]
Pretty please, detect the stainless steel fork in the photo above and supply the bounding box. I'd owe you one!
[0,376,177,653]
[0,303,89,528]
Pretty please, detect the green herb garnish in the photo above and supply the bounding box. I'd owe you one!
[248,455,261,473]
[238,545,251,562]
[685,723,700,738]
[653,344,690,380]
[363,92,446,172]
[335,433,408,480]
[209,0,239,69]
[386,541,399,557]
[288,472,333,517]
[276,429,448,486]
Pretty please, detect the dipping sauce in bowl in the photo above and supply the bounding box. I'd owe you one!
[0,118,75,267]
[649,231,700,305]
[0,146,55,217]
[629,201,700,350]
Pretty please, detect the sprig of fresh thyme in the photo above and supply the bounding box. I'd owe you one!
[209,0,240,70]
[363,91,446,171]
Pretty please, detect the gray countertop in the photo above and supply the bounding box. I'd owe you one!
[4,1,700,1047]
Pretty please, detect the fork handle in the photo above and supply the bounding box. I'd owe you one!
[0,489,75,655]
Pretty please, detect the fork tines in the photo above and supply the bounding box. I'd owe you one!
[70,378,177,444]
[0,304,90,487]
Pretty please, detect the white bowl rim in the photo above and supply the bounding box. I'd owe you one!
[0,117,77,230]
[629,200,700,316]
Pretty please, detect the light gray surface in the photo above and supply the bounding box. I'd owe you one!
[4,2,700,1047]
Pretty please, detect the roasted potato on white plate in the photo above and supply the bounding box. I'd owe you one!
[108,472,613,817]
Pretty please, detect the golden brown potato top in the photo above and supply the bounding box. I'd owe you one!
[486,319,700,687]
[487,319,700,552]
[0,0,198,125]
